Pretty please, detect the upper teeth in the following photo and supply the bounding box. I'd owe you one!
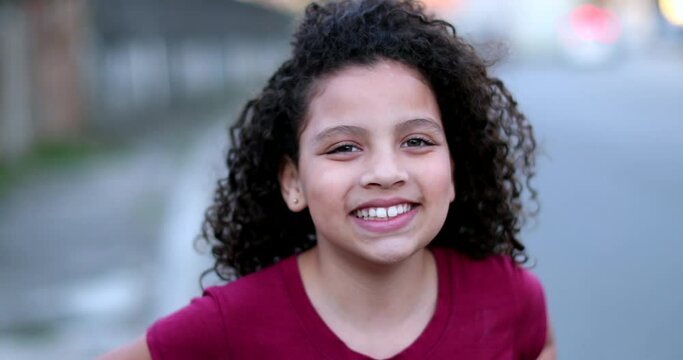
[354,203,412,220]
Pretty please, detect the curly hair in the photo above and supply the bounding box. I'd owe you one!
[202,0,537,280]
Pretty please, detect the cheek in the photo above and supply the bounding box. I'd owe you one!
[434,174,455,208]
[301,162,354,215]
[416,155,454,194]
[422,156,455,233]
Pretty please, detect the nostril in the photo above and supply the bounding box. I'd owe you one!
[361,174,408,189]
[359,155,409,188]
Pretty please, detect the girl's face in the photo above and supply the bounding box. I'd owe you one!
[280,60,455,266]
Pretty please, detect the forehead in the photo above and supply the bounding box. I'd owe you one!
[301,60,441,136]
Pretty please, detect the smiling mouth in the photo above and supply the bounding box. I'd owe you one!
[352,203,414,221]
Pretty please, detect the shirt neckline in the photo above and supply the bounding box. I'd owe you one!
[280,248,453,360]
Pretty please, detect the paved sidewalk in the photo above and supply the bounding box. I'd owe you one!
[0,108,233,359]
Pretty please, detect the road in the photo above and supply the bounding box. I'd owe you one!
[498,48,683,359]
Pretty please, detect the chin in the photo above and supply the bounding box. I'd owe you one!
[361,242,425,266]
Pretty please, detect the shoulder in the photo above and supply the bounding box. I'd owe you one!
[435,248,548,358]
[436,247,544,299]
[204,257,293,324]
[147,258,293,359]
[208,258,286,301]
[147,288,227,359]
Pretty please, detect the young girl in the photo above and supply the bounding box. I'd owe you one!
[104,0,555,358]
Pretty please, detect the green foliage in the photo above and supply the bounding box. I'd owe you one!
[0,140,101,197]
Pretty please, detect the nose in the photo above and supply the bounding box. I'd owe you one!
[359,148,408,189]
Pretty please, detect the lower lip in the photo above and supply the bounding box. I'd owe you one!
[350,207,418,234]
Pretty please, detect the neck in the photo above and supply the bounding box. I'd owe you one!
[298,245,437,329]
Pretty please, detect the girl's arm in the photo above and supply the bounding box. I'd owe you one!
[537,319,557,360]
[97,336,151,360]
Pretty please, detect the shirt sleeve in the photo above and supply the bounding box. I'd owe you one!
[515,267,548,360]
[147,290,229,360]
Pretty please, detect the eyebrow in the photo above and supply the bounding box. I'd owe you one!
[395,118,444,134]
[312,118,443,144]
[313,125,368,144]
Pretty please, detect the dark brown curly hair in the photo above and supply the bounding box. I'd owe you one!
[202,0,537,281]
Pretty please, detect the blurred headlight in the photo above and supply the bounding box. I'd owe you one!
[659,0,683,26]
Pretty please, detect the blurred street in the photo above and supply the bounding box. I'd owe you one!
[0,105,232,358]
[499,47,683,360]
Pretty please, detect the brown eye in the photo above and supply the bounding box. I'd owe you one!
[327,144,361,154]
[402,137,434,148]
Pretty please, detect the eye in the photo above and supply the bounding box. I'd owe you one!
[327,143,362,154]
[402,137,435,148]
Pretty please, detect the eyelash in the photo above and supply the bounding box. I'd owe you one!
[401,136,436,147]
[326,136,436,155]
[327,143,362,154]
[402,136,436,148]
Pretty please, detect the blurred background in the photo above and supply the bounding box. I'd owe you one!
[0,0,681,358]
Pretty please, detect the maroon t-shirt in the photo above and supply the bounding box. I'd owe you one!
[147,248,547,359]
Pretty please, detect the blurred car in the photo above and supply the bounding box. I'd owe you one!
[556,3,622,66]
[657,0,683,40]
[658,0,683,27]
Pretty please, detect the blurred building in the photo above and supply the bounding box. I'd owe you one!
[449,0,663,56]
[247,0,670,58]
[2,0,678,163]
[245,0,463,12]
[1,0,88,162]
[89,0,291,137]
[0,0,291,162]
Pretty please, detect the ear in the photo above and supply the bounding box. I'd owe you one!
[278,156,308,212]
[449,157,456,203]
